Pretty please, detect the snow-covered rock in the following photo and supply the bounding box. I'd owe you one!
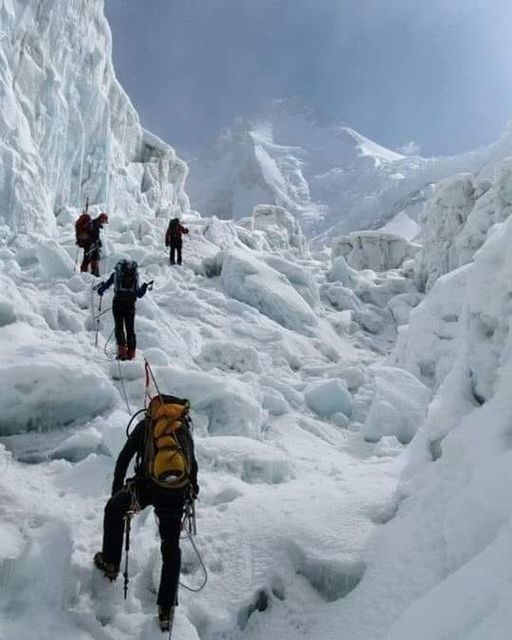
[332,231,419,272]
[251,204,309,257]
[390,265,469,389]
[362,366,430,443]
[0,324,116,434]
[416,174,476,291]
[305,378,353,418]
[220,248,317,332]
[416,161,512,291]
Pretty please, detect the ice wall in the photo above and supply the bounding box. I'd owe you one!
[0,0,189,236]
[416,159,512,291]
[338,139,512,640]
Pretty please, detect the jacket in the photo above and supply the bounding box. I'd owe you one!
[89,217,105,247]
[112,417,199,496]
[165,219,189,245]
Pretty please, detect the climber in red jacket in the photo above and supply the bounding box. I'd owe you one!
[165,218,189,266]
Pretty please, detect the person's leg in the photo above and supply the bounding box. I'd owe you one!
[80,245,91,272]
[125,302,136,359]
[155,504,184,607]
[170,241,176,265]
[101,488,133,569]
[113,298,127,359]
[90,246,101,277]
[177,240,183,266]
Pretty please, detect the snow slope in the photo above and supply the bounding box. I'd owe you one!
[0,3,422,640]
[186,100,512,243]
[4,1,512,640]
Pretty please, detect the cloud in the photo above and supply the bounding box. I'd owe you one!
[396,141,421,156]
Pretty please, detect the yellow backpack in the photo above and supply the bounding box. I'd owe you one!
[143,394,192,490]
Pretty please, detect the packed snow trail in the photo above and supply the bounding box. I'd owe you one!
[0,210,406,640]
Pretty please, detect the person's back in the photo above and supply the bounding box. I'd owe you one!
[96,260,149,359]
[165,218,189,265]
[113,260,139,301]
[94,394,199,631]
[80,212,108,276]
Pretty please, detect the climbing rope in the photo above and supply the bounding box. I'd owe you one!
[117,360,132,415]
[179,528,208,593]
[91,286,132,414]
[93,306,112,321]
[144,357,164,408]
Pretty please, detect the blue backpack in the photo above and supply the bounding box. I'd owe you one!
[114,260,138,295]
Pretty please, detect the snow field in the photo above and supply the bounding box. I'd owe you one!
[0,199,415,640]
[10,2,512,639]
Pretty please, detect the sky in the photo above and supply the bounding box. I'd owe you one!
[105,0,512,157]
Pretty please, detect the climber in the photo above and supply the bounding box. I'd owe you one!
[76,211,109,277]
[96,259,151,360]
[94,394,199,632]
[165,217,189,265]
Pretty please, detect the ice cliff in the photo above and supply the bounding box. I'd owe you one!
[0,0,188,236]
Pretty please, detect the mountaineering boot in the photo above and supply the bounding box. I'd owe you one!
[117,345,128,360]
[158,606,175,632]
[93,552,119,581]
[127,347,136,360]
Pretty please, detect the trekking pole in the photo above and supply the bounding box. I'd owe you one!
[123,510,134,600]
[94,293,102,347]
[190,500,197,536]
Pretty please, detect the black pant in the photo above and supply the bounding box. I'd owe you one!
[169,239,183,265]
[113,297,136,349]
[81,244,101,276]
[102,483,184,607]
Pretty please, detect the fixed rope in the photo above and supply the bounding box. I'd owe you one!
[179,498,208,593]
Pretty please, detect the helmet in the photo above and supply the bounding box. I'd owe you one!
[98,212,109,224]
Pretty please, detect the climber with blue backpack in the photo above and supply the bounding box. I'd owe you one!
[96,260,153,360]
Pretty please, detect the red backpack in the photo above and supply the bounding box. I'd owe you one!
[75,213,92,247]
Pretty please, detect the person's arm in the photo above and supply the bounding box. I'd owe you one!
[180,225,189,235]
[136,282,148,298]
[111,420,145,494]
[97,272,114,296]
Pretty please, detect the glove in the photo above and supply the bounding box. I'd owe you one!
[140,282,148,295]
[97,282,106,296]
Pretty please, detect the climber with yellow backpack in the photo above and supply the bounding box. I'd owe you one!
[94,391,199,632]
